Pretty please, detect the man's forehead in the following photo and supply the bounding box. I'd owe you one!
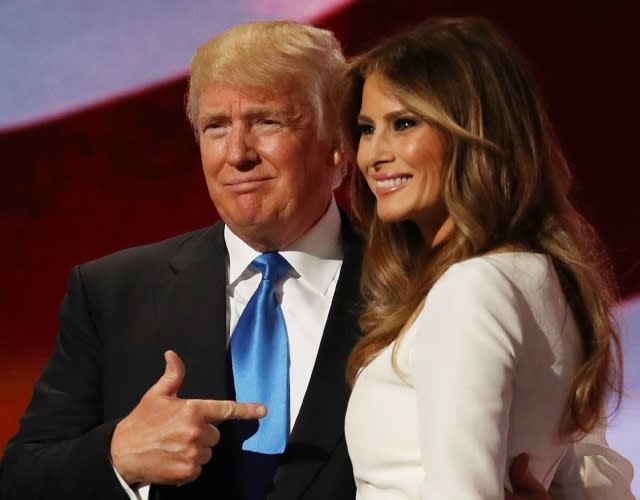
[203,82,302,105]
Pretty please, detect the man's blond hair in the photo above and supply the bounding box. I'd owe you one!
[187,20,347,145]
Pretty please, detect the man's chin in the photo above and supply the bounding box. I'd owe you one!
[222,217,288,252]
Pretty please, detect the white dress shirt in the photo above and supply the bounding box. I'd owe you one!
[117,199,343,499]
[225,198,343,430]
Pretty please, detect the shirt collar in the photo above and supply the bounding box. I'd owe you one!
[225,197,343,295]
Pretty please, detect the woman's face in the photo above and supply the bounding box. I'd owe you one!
[357,72,451,246]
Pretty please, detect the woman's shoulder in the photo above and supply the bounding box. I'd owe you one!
[416,251,561,329]
[403,251,569,360]
[435,251,554,294]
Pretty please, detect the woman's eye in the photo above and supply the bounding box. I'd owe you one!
[358,123,374,136]
[393,118,416,131]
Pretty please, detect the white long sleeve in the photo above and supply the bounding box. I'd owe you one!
[346,253,582,499]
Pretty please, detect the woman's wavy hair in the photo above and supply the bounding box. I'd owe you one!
[343,17,622,436]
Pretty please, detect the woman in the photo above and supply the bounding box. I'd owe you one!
[342,17,623,499]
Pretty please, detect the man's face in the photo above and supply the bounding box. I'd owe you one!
[196,83,340,251]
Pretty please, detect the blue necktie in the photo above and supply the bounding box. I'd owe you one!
[230,252,291,454]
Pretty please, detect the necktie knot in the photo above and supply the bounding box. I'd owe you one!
[252,252,291,285]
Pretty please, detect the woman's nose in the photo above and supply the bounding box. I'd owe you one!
[358,130,393,171]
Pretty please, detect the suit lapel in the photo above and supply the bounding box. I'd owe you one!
[152,214,364,499]
[270,212,364,500]
[155,221,230,400]
[153,222,243,499]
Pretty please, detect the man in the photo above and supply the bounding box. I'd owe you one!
[0,20,634,500]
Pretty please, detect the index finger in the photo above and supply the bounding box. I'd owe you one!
[198,399,267,423]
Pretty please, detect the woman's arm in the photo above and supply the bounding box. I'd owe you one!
[408,261,521,499]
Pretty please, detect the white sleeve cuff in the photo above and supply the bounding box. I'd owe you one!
[112,464,151,500]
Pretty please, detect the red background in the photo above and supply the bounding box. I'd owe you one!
[1,1,638,453]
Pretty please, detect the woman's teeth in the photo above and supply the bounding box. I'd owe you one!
[376,176,410,188]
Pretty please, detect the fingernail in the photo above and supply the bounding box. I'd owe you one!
[257,405,266,417]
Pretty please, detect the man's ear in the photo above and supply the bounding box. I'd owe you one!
[330,147,348,190]
[333,148,344,167]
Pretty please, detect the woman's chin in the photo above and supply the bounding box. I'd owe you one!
[376,208,411,225]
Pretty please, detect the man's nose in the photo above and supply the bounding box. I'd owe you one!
[226,124,258,169]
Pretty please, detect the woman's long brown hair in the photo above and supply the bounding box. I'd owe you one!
[344,17,623,436]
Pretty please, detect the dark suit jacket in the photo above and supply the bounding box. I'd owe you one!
[0,214,364,499]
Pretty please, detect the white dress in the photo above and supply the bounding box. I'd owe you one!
[345,253,583,500]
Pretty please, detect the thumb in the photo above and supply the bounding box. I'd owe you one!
[150,350,185,397]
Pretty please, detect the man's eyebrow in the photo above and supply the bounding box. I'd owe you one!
[198,111,227,127]
[198,106,290,125]
[243,106,290,119]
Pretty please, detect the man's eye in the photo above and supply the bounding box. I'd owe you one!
[203,122,224,131]
[357,124,374,136]
[200,122,228,139]
[393,118,416,131]
[255,118,282,128]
